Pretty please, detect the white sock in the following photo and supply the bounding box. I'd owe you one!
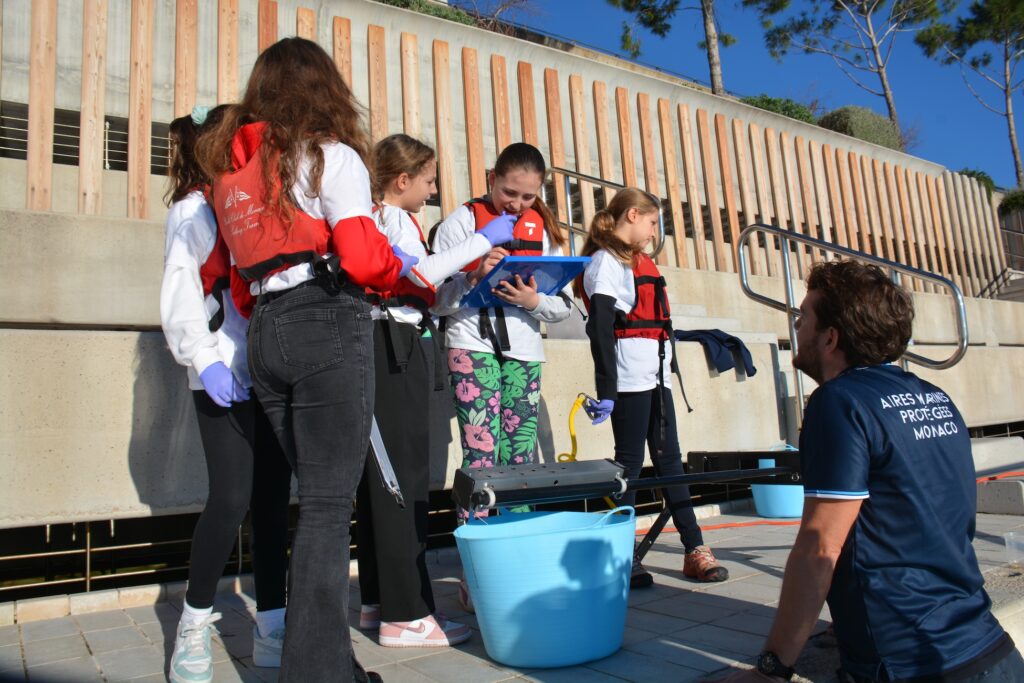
[255,608,286,638]
[180,600,213,627]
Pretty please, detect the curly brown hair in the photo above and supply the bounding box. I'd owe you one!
[165,104,230,206]
[195,37,370,222]
[806,259,915,366]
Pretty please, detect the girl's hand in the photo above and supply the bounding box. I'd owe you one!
[468,248,509,286]
[493,274,540,310]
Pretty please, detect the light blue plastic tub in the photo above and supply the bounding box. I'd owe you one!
[752,457,804,518]
[454,507,635,668]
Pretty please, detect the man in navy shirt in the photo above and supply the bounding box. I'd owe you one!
[714,260,1021,682]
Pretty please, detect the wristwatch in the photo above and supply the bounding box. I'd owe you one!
[756,651,795,681]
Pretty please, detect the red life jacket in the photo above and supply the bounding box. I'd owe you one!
[461,198,546,272]
[579,253,672,341]
[210,122,331,283]
[198,217,255,327]
[366,207,436,313]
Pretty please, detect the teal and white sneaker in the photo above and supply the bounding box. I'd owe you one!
[252,625,284,668]
[169,613,221,683]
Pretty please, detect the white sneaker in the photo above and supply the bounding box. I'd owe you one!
[252,624,284,668]
[169,613,221,683]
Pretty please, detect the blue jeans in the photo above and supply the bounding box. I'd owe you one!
[248,282,374,682]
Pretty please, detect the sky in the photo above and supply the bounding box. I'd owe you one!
[458,0,1024,189]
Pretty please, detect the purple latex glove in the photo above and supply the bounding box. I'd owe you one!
[392,244,420,279]
[478,212,516,247]
[230,375,251,403]
[199,361,235,408]
[584,398,615,425]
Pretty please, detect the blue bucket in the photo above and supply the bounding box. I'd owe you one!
[752,458,804,518]
[454,507,635,668]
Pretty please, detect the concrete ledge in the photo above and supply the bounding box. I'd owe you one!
[974,437,1024,476]
[978,479,1024,515]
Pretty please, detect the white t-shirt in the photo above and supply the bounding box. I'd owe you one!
[583,249,673,393]
[160,190,251,391]
[252,141,374,293]
[431,203,572,363]
[371,203,490,326]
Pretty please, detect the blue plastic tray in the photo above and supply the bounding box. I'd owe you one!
[460,255,591,308]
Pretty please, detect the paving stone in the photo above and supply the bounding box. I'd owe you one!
[403,648,517,683]
[634,595,740,623]
[0,643,23,672]
[22,634,89,668]
[671,623,764,657]
[519,667,626,683]
[72,610,134,633]
[710,612,778,637]
[19,618,78,643]
[625,608,699,634]
[124,603,179,626]
[363,661,443,683]
[15,598,68,625]
[209,660,265,683]
[587,647,705,682]
[93,643,167,680]
[25,655,102,682]
[0,604,13,628]
[83,626,150,654]
[137,620,175,648]
[0,627,18,647]
[626,634,751,674]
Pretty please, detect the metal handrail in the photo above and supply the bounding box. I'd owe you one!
[545,166,666,259]
[738,223,970,423]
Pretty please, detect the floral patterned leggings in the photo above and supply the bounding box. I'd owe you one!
[448,348,541,469]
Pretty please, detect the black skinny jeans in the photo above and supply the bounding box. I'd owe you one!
[248,282,374,683]
[610,387,704,552]
[185,392,291,612]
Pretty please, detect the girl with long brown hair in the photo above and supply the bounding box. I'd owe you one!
[196,37,414,683]
[579,188,728,589]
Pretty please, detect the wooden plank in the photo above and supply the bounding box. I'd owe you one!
[870,159,895,261]
[946,172,979,295]
[808,140,834,248]
[764,128,793,277]
[660,98,688,269]
[958,174,986,293]
[543,68,569,232]
[907,168,935,291]
[847,152,873,256]
[882,162,906,264]
[569,75,596,233]
[636,93,664,264]
[697,109,728,272]
[80,0,108,215]
[915,172,940,276]
[614,87,638,187]
[400,33,419,136]
[679,105,708,270]
[976,183,1004,278]
[296,6,315,39]
[593,81,615,205]
[432,40,456,215]
[462,48,485,197]
[893,166,922,290]
[26,0,57,211]
[965,178,994,286]
[793,135,820,261]
[516,61,538,146]
[860,156,884,258]
[257,0,276,53]
[173,0,196,118]
[217,0,238,103]
[821,144,848,249]
[732,119,763,274]
[983,188,1008,275]
[748,122,777,274]
[924,175,950,280]
[128,0,154,219]
[835,149,860,251]
[367,25,388,143]
[934,173,966,291]
[779,131,808,274]
[490,55,511,153]
[332,17,351,86]
[715,114,741,271]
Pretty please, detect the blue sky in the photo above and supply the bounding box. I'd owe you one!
[462,0,1023,189]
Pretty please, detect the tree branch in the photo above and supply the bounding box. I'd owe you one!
[959,63,1006,115]
[831,53,885,95]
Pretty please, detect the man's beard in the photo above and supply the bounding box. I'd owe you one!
[792,344,822,385]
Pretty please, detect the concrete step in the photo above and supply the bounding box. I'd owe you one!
[672,314,742,332]
[974,436,1024,477]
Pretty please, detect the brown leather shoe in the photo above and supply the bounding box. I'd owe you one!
[683,545,729,582]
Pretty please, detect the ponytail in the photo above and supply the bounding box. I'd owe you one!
[580,187,658,264]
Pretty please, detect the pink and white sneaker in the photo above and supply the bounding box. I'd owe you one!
[359,604,381,631]
[378,614,471,648]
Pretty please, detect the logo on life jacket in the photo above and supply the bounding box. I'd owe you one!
[223,186,251,210]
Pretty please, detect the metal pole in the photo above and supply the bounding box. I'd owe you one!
[779,235,805,425]
[85,521,91,592]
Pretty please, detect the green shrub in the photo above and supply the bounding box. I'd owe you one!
[740,94,817,125]
[959,168,995,200]
[377,0,477,26]
[998,188,1024,217]
[817,106,903,151]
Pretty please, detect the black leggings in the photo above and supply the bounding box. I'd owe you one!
[185,391,292,611]
[610,387,704,552]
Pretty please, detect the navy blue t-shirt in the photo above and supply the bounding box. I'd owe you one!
[799,364,1005,680]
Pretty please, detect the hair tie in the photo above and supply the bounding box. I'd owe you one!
[190,105,211,126]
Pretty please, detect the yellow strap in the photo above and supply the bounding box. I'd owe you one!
[556,394,587,463]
